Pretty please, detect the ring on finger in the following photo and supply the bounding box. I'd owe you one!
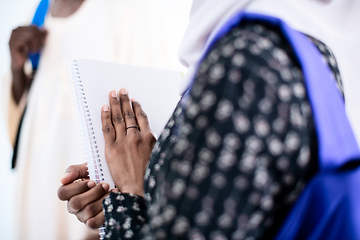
[125,125,140,131]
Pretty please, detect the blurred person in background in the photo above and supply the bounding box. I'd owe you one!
[58,0,360,239]
[1,0,181,239]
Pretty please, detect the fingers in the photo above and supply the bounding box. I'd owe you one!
[21,28,43,51]
[101,104,116,145]
[86,212,105,230]
[61,163,89,185]
[10,32,39,52]
[58,180,94,201]
[131,99,151,133]
[23,25,47,45]
[108,90,126,138]
[75,196,106,228]
[10,26,46,53]
[67,183,109,213]
[102,88,152,140]
[23,26,45,43]
[9,38,30,63]
[119,88,138,135]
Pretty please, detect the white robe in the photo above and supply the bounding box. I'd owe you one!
[1,0,178,239]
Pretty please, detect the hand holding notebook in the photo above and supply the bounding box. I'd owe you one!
[68,59,182,188]
[58,89,157,236]
[100,88,156,197]
[67,59,182,238]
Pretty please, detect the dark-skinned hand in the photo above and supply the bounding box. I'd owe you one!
[58,163,112,230]
[58,88,155,229]
[101,88,156,197]
[9,25,47,71]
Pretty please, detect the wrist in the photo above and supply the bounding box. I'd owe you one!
[120,185,144,197]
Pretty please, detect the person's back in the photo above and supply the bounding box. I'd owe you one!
[4,0,174,239]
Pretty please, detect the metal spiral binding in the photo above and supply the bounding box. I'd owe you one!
[67,60,106,240]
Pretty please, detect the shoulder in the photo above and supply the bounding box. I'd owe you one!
[195,21,306,98]
[188,20,313,136]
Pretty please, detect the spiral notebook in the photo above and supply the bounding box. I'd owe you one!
[67,59,182,238]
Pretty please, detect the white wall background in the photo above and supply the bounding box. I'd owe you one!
[0,1,40,239]
[0,1,191,239]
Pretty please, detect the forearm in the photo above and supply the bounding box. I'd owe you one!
[11,67,31,104]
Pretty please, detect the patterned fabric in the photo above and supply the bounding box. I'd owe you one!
[305,35,344,100]
[104,193,148,239]
[103,21,343,239]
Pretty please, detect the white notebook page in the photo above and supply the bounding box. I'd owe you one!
[72,59,182,189]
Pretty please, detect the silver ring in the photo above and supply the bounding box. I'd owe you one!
[125,125,140,131]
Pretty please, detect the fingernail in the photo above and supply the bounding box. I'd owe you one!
[120,88,128,95]
[103,105,109,112]
[61,172,70,181]
[112,188,120,193]
[131,98,137,102]
[87,181,96,188]
[102,183,110,191]
[111,90,116,98]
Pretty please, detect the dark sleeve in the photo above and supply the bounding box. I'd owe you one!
[142,21,318,240]
[103,192,148,239]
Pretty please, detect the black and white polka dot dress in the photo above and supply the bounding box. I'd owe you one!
[103,20,344,240]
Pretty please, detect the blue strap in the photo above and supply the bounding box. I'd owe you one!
[29,0,50,70]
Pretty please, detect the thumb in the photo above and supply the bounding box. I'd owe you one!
[61,162,88,185]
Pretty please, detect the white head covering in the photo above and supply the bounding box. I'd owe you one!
[178,0,360,145]
[178,0,252,93]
